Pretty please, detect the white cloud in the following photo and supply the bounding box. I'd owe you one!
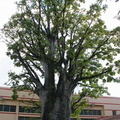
[101,1,120,30]
[0,0,18,86]
[0,0,17,28]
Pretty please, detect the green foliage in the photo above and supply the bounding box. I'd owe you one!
[1,0,120,118]
[71,95,88,119]
[71,84,109,118]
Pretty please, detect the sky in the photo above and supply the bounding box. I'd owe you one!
[0,0,120,97]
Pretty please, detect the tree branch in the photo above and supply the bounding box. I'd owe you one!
[81,69,109,80]
[18,50,43,89]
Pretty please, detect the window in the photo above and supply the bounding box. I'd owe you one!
[80,110,101,116]
[3,105,9,112]
[81,119,95,120]
[18,117,41,120]
[19,106,24,112]
[10,106,16,112]
[71,118,77,120]
[0,105,3,111]
[112,111,116,116]
[19,106,40,113]
[0,105,16,112]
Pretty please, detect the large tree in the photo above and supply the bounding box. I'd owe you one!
[2,0,120,120]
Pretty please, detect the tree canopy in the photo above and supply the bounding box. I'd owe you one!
[1,0,120,119]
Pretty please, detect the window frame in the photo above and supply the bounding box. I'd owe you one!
[0,105,16,112]
[80,110,101,116]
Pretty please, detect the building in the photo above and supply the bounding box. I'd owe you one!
[0,87,41,120]
[96,114,120,120]
[0,87,120,120]
[79,96,120,120]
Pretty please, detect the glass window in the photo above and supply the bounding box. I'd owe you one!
[25,117,30,120]
[3,105,9,112]
[81,119,95,120]
[32,107,40,113]
[24,108,30,113]
[36,118,41,120]
[113,111,116,116]
[10,106,16,112]
[19,106,25,112]
[30,118,37,120]
[84,110,89,115]
[97,110,101,115]
[93,110,96,115]
[31,108,35,113]
[89,110,93,115]
[0,105,3,111]
[71,118,77,120]
[19,106,40,113]
[19,117,24,120]
[0,105,16,112]
[80,110,84,115]
[18,117,41,120]
[80,110,101,116]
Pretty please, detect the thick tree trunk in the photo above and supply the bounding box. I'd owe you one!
[52,95,71,120]
[40,81,73,120]
[41,93,72,120]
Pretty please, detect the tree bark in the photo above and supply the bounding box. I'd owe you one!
[40,81,73,120]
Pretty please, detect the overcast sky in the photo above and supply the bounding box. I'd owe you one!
[0,0,120,97]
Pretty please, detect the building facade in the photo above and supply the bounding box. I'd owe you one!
[0,87,40,120]
[79,96,120,120]
[0,87,120,120]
